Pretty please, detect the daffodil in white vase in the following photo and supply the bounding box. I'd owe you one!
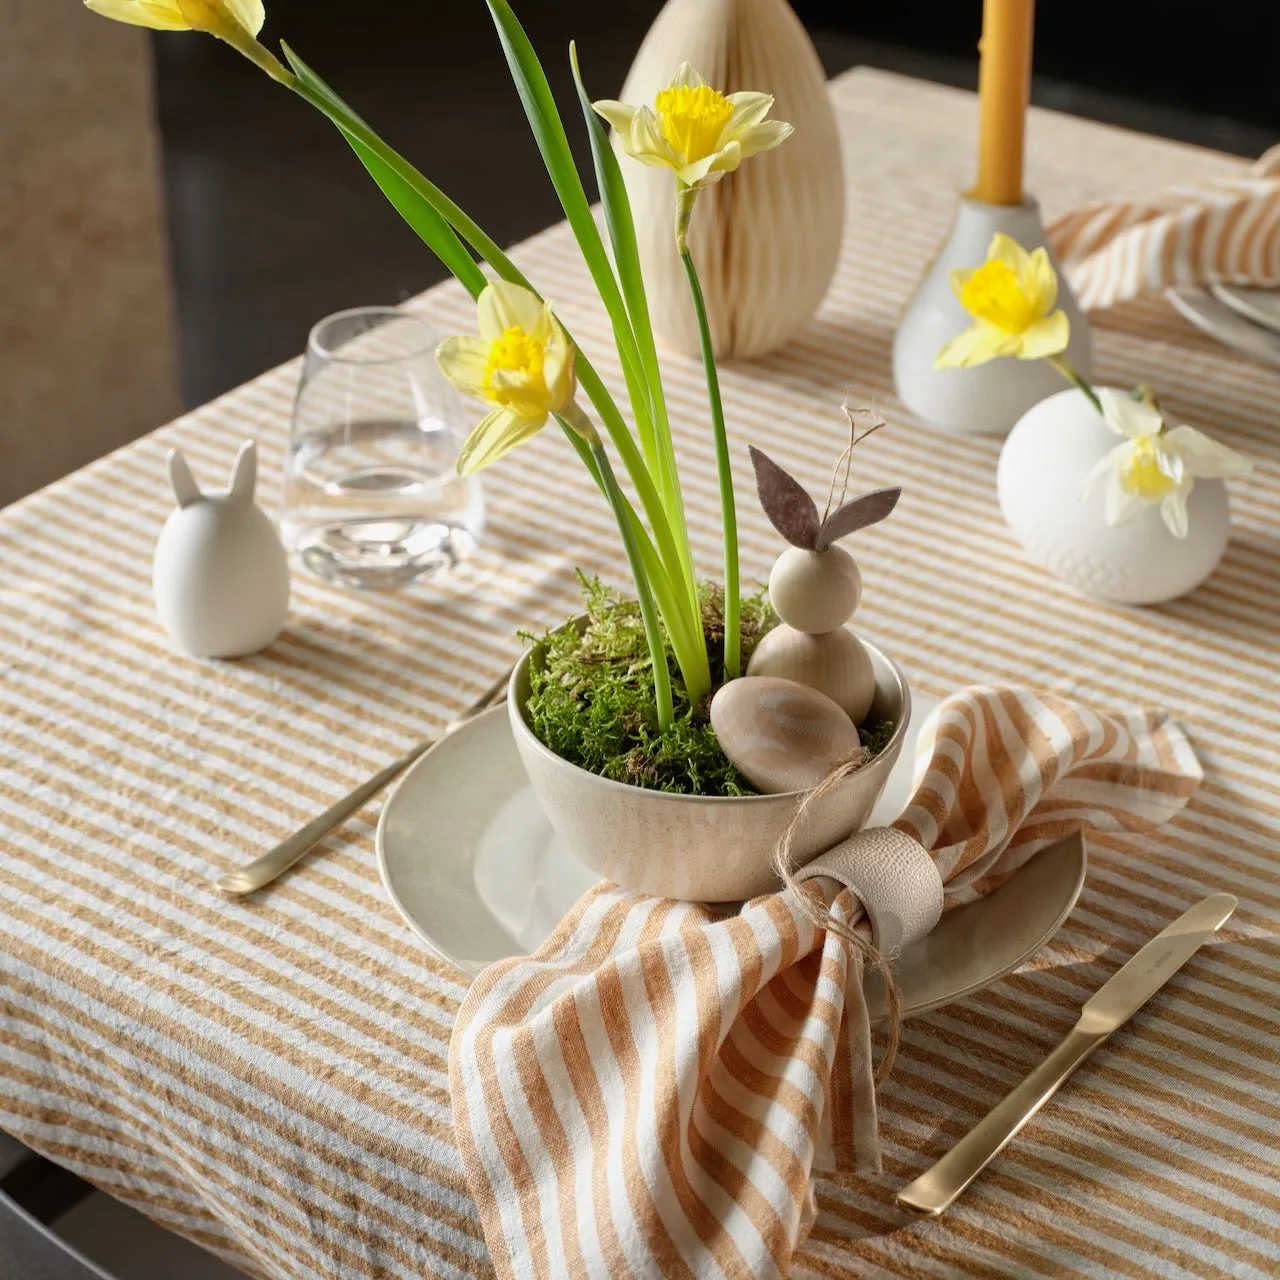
[1080,389,1253,540]
[942,236,1256,604]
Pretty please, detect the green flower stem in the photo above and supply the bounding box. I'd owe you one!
[674,186,698,256]
[1049,355,1103,414]
[569,46,699,623]
[283,63,704,664]
[563,380,706,702]
[560,427,699,671]
[680,245,740,680]
[589,440,675,733]
[280,46,711,703]
[210,27,296,84]
[574,360,709,683]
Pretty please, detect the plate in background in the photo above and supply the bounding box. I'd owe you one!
[1168,287,1280,366]
[377,699,1088,1016]
[1211,283,1280,336]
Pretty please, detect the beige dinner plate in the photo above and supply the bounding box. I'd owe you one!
[376,702,1087,1016]
[1211,283,1280,336]
[1168,287,1280,366]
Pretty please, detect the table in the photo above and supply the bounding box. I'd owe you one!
[2,68,1277,1279]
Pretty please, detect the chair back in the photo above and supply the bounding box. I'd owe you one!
[0,1187,120,1280]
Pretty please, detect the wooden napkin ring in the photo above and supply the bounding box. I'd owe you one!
[794,828,944,959]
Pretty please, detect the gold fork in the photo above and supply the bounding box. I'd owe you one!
[214,668,511,896]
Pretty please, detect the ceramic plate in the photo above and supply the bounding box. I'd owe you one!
[377,699,1087,1016]
[1168,287,1280,366]
[1211,284,1280,336]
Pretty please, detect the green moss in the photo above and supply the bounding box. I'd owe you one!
[521,576,895,797]
[858,715,897,756]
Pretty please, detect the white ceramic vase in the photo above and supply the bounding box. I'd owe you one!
[893,196,1092,436]
[509,630,910,902]
[998,387,1232,605]
[617,0,843,359]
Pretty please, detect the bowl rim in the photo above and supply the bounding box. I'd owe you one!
[508,619,912,806]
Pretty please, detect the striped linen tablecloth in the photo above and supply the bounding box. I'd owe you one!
[2,68,1277,1279]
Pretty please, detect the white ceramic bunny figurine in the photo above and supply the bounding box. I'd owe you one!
[153,441,290,658]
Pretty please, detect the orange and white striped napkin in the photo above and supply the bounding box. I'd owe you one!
[1047,144,1280,310]
[449,686,1202,1279]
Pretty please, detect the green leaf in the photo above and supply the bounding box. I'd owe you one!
[590,441,674,731]
[281,43,486,296]
[568,44,659,467]
[480,2,651,438]
[279,37,708,698]
[281,44,662,533]
[569,42,698,617]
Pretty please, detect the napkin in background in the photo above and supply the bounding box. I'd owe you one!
[450,686,1202,1280]
[1048,144,1280,310]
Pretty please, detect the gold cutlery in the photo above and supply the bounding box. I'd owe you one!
[897,892,1238,1217]
[215,668,512,897]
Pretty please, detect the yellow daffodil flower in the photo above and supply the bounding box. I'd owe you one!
[934,233,1070,369]
[1080,389,1252,538]
[594,63,792,248]
[84,0,290,82]
[437,281,595,476]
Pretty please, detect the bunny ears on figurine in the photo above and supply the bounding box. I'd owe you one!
[168,439,258,508]
[748,447,901,553]
[736,416,903,724]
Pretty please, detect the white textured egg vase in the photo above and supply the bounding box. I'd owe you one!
[618,0,843,358]
[998,388,1231,605]
[893,196,1092,436]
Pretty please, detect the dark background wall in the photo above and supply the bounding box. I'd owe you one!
[153,0,1279,408]
[793,0,1279,133]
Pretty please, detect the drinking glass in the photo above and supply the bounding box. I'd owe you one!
[282,307,485,591]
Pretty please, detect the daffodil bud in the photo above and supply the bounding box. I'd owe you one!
[85,0,293,84]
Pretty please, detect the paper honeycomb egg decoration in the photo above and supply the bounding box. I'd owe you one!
[615,0,844,358]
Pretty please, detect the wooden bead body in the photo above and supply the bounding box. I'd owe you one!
[746,625,875,723]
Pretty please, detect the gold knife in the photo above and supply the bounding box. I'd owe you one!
[214,667,512,897]
[897,892,1237,1217]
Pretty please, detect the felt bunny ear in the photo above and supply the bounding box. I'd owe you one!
[815,486,902,551]
[749,446,819,550]
[228,440,257,500]
[167,450,201,508]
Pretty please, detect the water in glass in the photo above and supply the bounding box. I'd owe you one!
[283,307,484,591]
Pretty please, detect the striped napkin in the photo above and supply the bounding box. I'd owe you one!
[1047,144,1280,310]
[449,686,1202,1279]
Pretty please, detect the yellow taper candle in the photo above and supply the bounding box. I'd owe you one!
[975,0,1034,206]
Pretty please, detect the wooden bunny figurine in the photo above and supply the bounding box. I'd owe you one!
[746,443,900,722]
[153,441,290,658]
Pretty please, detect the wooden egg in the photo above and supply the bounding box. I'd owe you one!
[710,676,863,795]
[768,544,862,634]
[746,625,876,723]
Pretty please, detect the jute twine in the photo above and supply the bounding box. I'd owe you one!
[772,753,903,1084]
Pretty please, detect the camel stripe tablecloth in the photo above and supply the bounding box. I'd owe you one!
[2,69,1278,1279]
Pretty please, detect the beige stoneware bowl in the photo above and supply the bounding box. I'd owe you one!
[508,632,911,901]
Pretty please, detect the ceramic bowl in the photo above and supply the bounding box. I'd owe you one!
[508,628,911,902]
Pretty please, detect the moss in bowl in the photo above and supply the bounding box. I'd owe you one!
[521,577,895,797]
